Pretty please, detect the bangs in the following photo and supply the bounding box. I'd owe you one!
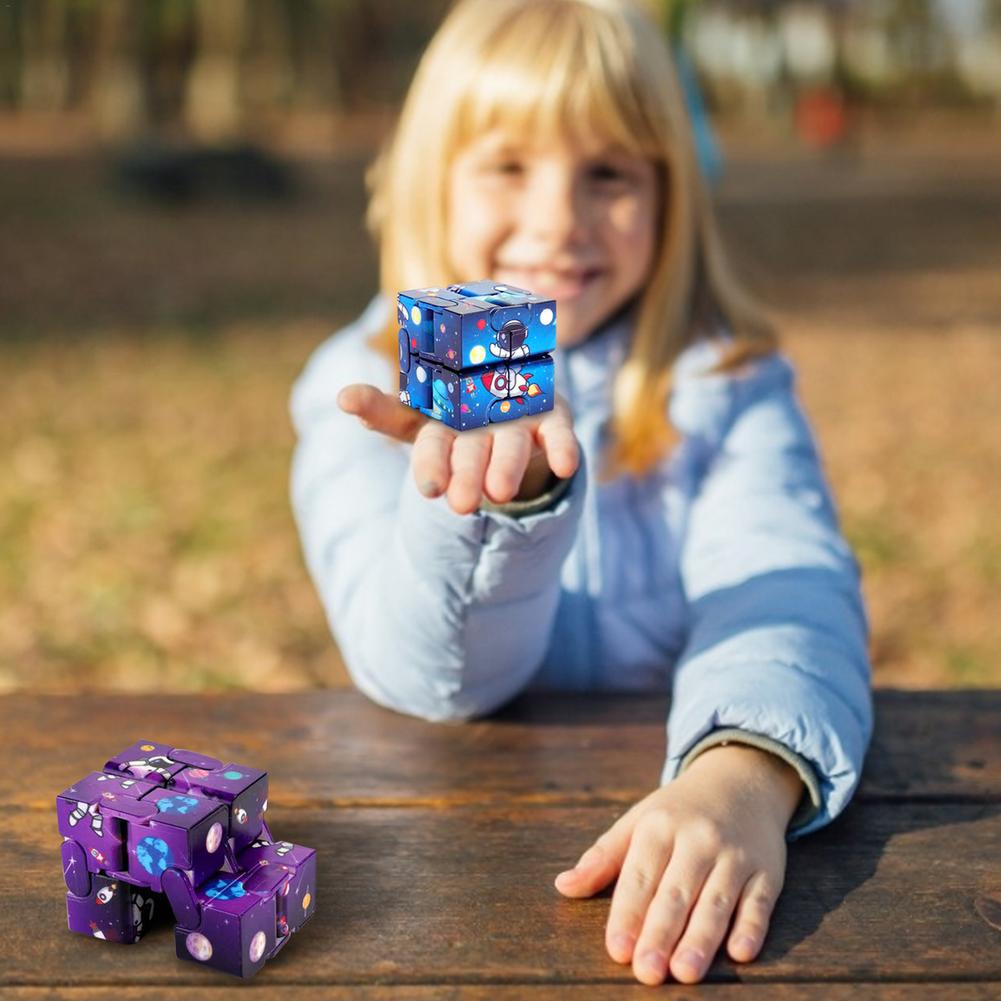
[451,1,667,160]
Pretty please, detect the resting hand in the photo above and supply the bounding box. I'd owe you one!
[554,744,804,985]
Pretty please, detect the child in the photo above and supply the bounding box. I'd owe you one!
[289,0,872,987]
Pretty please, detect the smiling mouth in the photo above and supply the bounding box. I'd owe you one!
[498,267,603,298]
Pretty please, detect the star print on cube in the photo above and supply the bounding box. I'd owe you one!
[397,281,556,430]
[56,740,317,979]
[170,760,268,854]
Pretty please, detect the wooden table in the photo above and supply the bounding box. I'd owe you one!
[2,689,999,998]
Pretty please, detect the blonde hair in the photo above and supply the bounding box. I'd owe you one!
[363,0,780,482]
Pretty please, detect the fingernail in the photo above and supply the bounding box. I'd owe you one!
[610,931,635,959]
[421,479,438,496]
[675,947,704,973]
[637,948,667,977]
[734,935,756,956]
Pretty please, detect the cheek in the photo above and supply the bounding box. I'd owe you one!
[608,194,654,242]
[447,187,505,271]
[608,195,657,271]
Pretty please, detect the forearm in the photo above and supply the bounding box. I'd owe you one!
[295,438,587,721]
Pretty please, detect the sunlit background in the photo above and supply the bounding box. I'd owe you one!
[1,0,999,694]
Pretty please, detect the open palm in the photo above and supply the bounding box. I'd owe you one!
[337,384,580,515]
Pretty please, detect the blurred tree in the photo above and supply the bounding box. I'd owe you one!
[243,0,293,120]
[89,0,147,140]
[19,0,69,112]
[140,0,197,129]
[1,0,996,144]
[184,0,247,142]
[292,0,351,115]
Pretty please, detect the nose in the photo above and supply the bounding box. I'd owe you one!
[522,164,590,247]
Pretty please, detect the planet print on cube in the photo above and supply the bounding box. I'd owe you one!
[397,280,556,430]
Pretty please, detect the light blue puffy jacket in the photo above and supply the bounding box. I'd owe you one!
[289,293,873,841]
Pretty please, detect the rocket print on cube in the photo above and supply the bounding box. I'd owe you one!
[56,740,317,979]
[397,280,556,430]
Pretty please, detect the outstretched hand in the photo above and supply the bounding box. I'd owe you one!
[555,744,804,985]
[337,384,580,515]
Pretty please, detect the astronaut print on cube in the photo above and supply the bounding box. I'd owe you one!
[57,740,317,979]
[398,280,556,430]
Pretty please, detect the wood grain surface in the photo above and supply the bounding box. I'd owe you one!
[2,689,999,996]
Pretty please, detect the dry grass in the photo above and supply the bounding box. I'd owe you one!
[783,317,1000,689]
[1,127,998,693]
[0,320,342,693]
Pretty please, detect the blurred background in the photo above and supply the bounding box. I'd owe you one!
[1,0,998,694]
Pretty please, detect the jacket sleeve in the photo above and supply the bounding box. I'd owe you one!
[289,329,587,724]
[479,470,575,518]
[660,348,873,842]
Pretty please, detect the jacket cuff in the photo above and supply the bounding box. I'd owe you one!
[478,471,574,518]
[676,727,823,836]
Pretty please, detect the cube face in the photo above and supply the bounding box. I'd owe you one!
[57,741,315,979]
[399,351,431,410]
[237,837,318,937]
[278,850,317,937]
[172,765,267,853]
[144,789,230,884]
[126,791,229,890]
[397,282,556,431]
[65,873,162,945]
[175,862,286,977]
[56,771,161,874]
[175,896,275,978]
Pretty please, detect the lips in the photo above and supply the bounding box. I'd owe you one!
[498,265,603,298]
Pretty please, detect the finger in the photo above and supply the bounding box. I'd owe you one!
[411,422,455,498]
[726,868,782,965]
[554,801,645,898]
[604,811,675,965]
[656,857,749,985]
[483,429,533,503]
[446,430,493,514]
[535,405,580,480]
[338,384,426,443]
[623,833,712,981]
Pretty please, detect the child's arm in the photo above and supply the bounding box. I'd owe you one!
[662,347,873,842]
[289,322,587,722]
[556,737,805,985]
[554,344,870,987]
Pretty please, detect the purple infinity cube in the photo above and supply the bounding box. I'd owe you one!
[57,740,317,978]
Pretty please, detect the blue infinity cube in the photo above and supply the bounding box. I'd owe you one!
[397,281,556,431]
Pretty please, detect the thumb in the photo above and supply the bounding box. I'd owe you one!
[337,383,381,422]
[554,804,642,898]
[337,383,426,443]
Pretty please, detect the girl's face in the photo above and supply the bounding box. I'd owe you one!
[446,128,660,347]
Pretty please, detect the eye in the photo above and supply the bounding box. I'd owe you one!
[492,160,523,175]
[590,162,626,182]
